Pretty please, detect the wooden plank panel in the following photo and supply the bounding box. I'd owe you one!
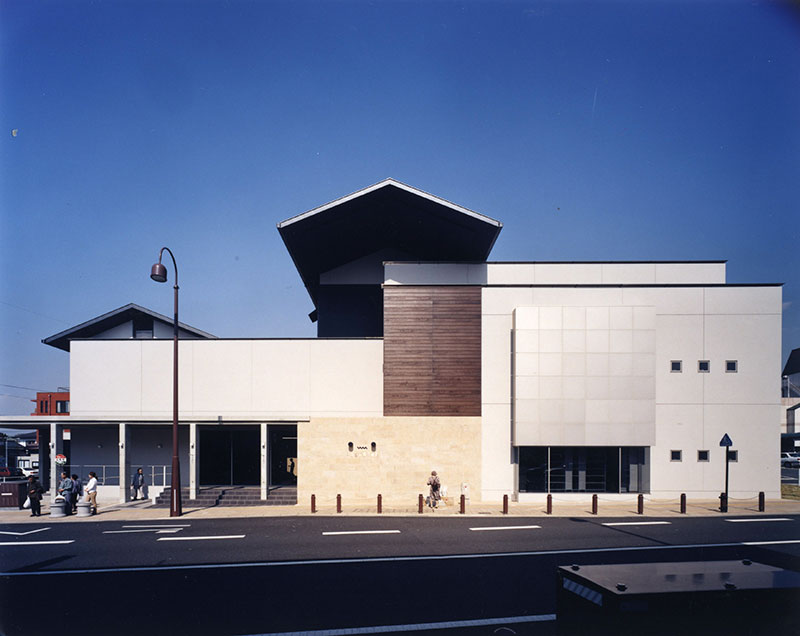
[384,286,481,416]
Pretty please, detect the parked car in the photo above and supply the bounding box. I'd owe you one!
[781,452,800,468]
[0,466,24,478]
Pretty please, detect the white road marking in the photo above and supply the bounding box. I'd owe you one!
[742,539,800,546]
[156,529,182,534]
[9,539,800,576]
[0,528,51,537]
[122,524,190,529]
[240,613,557,635]
[322,530,401,536]
[469,525,541,531]
[0,540,74,546]
[156,535,245,541]
[725,518,792,523]
[602,521,672,527]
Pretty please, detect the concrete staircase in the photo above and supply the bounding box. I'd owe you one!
[153,486,297,508]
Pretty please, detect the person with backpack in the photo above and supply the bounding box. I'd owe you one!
[427,470,441,509]
[71,474,83,513]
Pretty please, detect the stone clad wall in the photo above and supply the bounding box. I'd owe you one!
[298,417,482,505]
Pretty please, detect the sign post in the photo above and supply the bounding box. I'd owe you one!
[719,433,733,512]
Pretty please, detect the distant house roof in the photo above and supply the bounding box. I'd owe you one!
[42,303,216,352]
[277,178,502,307]
[784,348,800,377]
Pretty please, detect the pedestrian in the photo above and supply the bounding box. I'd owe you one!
[85,471,98,515]
[131,468,146,500]
[71,474,83,513]
[27,475,44,517]
[58,471,73,515]
[427,470,441,509]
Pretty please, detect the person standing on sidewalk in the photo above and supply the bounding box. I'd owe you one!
[58,471,73,515]
[131,468,146,500]
[427,471,442,509]
[84,472,98,515]
[71,474,83,513]
[27,475,44,517]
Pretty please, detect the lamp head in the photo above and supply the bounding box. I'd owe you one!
[150,262,167,283]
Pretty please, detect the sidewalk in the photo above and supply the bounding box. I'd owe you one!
[4,495,800,523]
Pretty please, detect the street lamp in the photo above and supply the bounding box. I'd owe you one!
[150,247,182,517]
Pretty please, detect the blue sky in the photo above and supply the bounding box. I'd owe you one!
[1,0,798,415]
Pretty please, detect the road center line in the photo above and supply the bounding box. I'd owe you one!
[122,524,191,528]
[241,613,557,636]
[104,529,167,534]
[742,539,800,546]
[156,535,245,541]
[725,518,792,523]
[0,540,74,547]
[0,527,51,537]
[602,521,672,527]
[469,525,541,531]
[322,530,401,536]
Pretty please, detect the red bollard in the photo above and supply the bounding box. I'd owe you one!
[503,494,508,515]
[637,494,644,515]
[418,494,423,514]
[591,494,598,515]
[680,493,686,514]
[546,493,552,515]
[758,491,765,512]
[377,493,382,514]
[460,494,465,514]
[336,493,342,513]
[311,494,316,513]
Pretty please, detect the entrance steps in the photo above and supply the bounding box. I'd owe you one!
[153,486,297,508]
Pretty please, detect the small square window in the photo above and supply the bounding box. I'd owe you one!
[727,450,738,462]
[725,360,738,373]
[697,450,709,462]
[670,450,682,462]
[698,360,710,373]
[670,360,682,373]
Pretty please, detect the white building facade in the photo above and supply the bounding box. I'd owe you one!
[1,180,783,504]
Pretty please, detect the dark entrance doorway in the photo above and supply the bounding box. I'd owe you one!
[199,428,260,486]
[269,425,297,487]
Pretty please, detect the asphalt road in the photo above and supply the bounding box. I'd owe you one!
[781,467,800,484]
[2,515,800,636]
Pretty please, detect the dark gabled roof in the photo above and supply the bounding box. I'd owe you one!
[277,178,502,307]
[42,303,216,352]
[784,348,800,377]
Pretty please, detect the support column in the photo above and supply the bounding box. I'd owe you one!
[260,423,268,501]
[189,422,197,500]
[49,422,62,504]
[118,423,130,503]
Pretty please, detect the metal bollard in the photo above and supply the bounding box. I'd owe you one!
[637,494,644,515]
[546,493,552,515]
[503,494,508,515]
[460,494,465,514]
[591,494,598,515]
[311,494,316,513]
[377,494,382,514]
[336,493,342,514]
[680,493,686,514]
[758,491,765,512]
[719,492,728,513]
[418,494,423,514]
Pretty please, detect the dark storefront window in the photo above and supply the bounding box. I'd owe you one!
[519,446,649,493]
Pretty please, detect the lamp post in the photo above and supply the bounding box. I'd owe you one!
[150,247,182,517]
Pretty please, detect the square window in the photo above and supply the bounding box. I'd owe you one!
[726,360,738,373]
[698,450,709,462]
[727,450,738,462]
[698,360,710,373]
[670,360,682,373]
[670,450,682,462]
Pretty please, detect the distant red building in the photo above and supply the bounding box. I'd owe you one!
[31,391,70,416]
